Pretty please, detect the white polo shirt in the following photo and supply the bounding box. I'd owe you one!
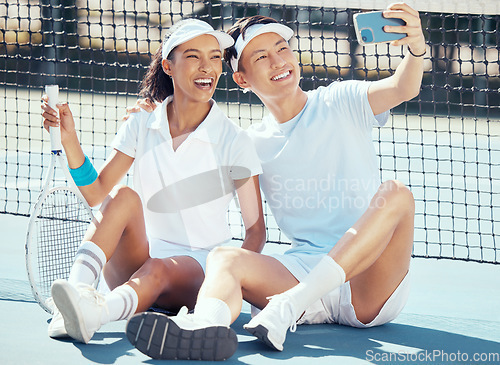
[113,97,262,250]
[247,80,389,255]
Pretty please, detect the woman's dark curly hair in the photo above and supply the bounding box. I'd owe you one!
[138,19,199,102]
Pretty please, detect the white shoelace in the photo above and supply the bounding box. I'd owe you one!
[266,295,298,333]
[77,284,106,305]
[76,283,110,322]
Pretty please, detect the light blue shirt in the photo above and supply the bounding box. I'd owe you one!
[248,80,389,255]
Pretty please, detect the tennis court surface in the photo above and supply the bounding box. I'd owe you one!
[1,214,500,364]
[1,0,500,363]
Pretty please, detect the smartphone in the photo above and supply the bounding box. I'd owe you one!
[353,11,407,45]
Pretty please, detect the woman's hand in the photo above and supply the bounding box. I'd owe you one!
[41,95,77,145]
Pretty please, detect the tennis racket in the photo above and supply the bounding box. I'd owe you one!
[25,85,94,313]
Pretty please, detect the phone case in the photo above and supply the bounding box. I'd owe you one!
[353,11,406,45]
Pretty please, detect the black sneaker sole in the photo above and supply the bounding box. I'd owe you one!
[244,324,281,351]
[126,312,238,361]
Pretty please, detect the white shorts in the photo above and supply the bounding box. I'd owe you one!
[271,251,411,328]
[149,238,211,273]
[97,239,212,294]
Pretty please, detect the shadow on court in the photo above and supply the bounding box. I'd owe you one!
[232,313,500,365]
[70,334,140,365]
[42,312,500,365]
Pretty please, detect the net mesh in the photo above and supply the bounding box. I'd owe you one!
[1,0,499,264]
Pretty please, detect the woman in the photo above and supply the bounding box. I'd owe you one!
[41,19,265,344]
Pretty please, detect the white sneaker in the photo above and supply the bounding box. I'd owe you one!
[169,306,214,330]
[46,297,69,338]
[126,307,238,360]
[51,279,108,344]
[243,293,298,351]
[48,306,69,338]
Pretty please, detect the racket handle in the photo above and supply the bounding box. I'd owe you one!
[45,85,62,153]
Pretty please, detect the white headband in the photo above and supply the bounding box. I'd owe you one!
[229,23,294,72]
[162,19,234,60]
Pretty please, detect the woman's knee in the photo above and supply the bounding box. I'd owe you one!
[99,185,143,219]
[105,185,142,209]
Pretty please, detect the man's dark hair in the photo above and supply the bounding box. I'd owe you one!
[223,16,279,72]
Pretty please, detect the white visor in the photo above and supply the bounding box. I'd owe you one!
[162,19,234,60]
[229,23,294,72]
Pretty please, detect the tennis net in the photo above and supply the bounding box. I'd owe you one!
[1,0,499,263]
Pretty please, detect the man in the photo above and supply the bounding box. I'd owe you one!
[125,3,425,361]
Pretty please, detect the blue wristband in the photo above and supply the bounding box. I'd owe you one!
[69,155,98,186]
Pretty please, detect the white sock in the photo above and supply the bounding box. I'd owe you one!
[68,241,107,286]
[285,256,346,318]
[194,298,231,327]
[103,285,139,324]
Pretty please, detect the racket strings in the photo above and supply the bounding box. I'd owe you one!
[34,189,92,298]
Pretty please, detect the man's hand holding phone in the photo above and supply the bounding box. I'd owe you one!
[354,3,426,56]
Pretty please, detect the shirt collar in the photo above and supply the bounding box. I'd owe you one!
[148,96,223,145]
[267,92,310,134]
